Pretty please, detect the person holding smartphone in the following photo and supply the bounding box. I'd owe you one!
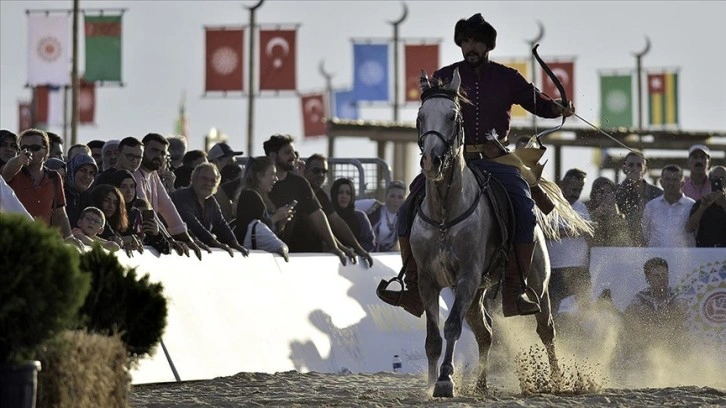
[687,166,726,247]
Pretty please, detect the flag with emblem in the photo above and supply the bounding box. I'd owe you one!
[599,73,633,128]
[78,81,96,124]
[334,89,358,120]
[18,102,33,133]
[499,58,530,119]
[32,86,64,127]
[648,71,678,126]
[404,44,438,102]
[205,28,244,92]
[259,29,297,91]
[27,14,70,86]
[84,15,123,82]
[301,93,326,138]
[540,60,575,106]
[352,43,389,101]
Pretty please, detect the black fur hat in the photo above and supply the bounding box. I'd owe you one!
[454,13,497,50]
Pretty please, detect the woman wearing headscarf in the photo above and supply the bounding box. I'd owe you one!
[64,154,98,228]
[331,178,375,252]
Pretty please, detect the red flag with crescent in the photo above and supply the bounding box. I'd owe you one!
[78,81,95,124]
[259,29,297,91]
[301,93,326,138]
[539,60,575,105]
[404,44,439,102]
[18,102,32,132]
[205,28,244,92]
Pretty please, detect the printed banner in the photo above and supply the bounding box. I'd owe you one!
[301,93,326,138]
[205,28,244,92]
[18,102,33,133]
[259,29,297,91]
[27,14,70,86]
[79,82,96,124]
[32,86,64,126]
[540,60,575,105]
[404,44,439,102]
[599,73,633,128]
[648,71,678,126]
[334,89,358,120]
[84,15,123,82]
[499,59,530,119]
[352,43,389,102]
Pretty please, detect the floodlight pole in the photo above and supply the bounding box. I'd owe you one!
[70,0,79,145]
[633,36,651,131]
[389,2,408,181]
[319,60,335,158]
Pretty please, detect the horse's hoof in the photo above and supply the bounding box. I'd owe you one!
[433,379,455,398]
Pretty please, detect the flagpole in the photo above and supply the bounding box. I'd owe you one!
[70,0,80,145]
[319,60,335,158]
[633,36,651,131]
[389,2,407,182]
[525,21,544,131]
[245,0,264,157]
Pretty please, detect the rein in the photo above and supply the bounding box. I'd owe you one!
[417,89,483,237]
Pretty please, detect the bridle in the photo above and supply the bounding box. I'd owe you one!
[417,88,465,175]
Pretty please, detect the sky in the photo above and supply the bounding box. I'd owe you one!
[2,0,725,192]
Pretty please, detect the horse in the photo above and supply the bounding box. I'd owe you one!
[410,68,562,398]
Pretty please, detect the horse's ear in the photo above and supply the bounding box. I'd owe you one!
[451,68,461,92]
[420,69,431,92]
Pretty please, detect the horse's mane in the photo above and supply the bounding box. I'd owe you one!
[421,77,472,107]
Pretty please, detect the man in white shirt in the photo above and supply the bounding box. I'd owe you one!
[642,164,695,247]
[546,168,592,314]
[0,175,32,219]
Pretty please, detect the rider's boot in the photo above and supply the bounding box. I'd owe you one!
[376,236,424,317]
[502,243,541,317]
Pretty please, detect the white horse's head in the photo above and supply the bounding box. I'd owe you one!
[417,68,464,181]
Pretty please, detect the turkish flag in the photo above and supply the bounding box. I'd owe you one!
[404,44,439,102]
[18,102,32,133]
[540,61,575,105]
[301,93,326,138]
[79,82,95,124]
[259,30,296,91]
[205,28,244,92]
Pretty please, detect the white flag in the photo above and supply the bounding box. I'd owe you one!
[27,14,70,86]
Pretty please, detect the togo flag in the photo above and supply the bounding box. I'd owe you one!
[84,15,123,82]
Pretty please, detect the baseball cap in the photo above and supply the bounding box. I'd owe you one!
[688,144,710,157]
[208,142,243,161]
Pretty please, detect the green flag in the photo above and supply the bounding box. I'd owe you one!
[599,74,633,128]
[84,15,122,82]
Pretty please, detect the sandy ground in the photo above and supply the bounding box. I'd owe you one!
[129,371,726,407]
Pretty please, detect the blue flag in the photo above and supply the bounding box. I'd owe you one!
[334,89,358,120]
[352,43,389,101]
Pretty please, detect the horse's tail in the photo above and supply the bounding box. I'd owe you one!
[534,174,594,241]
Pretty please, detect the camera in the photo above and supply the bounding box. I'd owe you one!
[711,177,724,192]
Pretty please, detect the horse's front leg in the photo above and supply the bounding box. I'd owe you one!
[535,288,561,382]
[420,275,442,391]
[434,277,478,398]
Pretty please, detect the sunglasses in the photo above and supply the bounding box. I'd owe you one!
[311,168,328,175]
[20,144,44,152]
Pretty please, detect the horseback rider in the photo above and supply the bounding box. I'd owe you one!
[377,13,574,318]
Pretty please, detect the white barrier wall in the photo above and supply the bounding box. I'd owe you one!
[125,247,726,384]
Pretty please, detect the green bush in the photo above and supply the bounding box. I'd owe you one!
[0,214,91,363]
[77,245,167,362]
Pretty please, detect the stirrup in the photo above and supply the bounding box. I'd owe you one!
[517,286,541,315]
[376,277,404,306]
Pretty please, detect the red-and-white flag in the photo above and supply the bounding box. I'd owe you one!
[259,29,296,91]
[79,82,95,124]
[404,44,439,102]
[27,14,71,86]
[205,28,244,92]
[540,60,575,105]
[301,93,326,138]
[32,86,64,126]
[18,102,33,132]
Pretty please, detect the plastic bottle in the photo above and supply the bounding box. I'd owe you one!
[392,355,402,373]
